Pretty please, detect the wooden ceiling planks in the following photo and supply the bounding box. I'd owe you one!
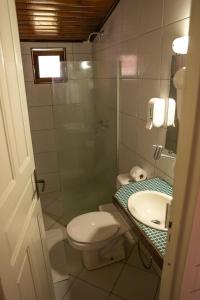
[15,0,120,42]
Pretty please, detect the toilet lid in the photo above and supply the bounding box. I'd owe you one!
[67,211,120,244]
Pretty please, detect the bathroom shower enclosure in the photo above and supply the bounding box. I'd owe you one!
[50,60,118,224]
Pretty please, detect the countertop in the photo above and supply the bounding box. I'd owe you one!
[113,177,173,267]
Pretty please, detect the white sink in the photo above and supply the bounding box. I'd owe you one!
[128,191,172,231]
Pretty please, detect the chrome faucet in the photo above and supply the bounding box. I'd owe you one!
[153,145,176,160]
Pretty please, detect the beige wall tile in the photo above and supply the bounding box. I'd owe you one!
[161,18,190,79]
[136,120,166,164]
[120,0,141,41]
[35,152,58,174]
[72,42,92,54]
[73,53,93,61]
[29,106,54,130]
[121,115,138,151]
[25,82,52,106]
[139,0,164,34]
[32,130,56,153]
[138,29,162,79]
[163,0,191,25]
[46,42,72,52]
[38,173,61,193]
[154,167,174,185]
[119,79,139,117]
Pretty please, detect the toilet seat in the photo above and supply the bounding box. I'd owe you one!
[67,211,120,245]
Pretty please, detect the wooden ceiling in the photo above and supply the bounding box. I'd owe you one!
[15,0,120,42]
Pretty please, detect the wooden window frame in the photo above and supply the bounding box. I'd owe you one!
[31,48,66,84]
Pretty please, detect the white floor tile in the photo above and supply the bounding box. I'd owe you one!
[124,232,136,259]
[126,245,154,272]
[51,221,67,238]
[54,277,75,300]
[127,244,161,277]
[46,229,69,283]
[43,214,57,230]
[113,265,159,300]
[63,242,83,276]
[78,262,124,292]
[63,279,109,300]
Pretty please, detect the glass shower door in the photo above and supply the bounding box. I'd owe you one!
[52,60,117,224]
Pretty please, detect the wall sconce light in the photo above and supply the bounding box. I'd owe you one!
[172,36,189,54]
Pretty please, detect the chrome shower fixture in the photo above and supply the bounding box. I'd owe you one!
[153,145,176,160]
[87,30,104,43]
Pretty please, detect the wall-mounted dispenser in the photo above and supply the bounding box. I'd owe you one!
[146,98,176,130]
[146,98,165,129]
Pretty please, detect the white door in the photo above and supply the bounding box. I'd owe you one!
[0,0,55,299]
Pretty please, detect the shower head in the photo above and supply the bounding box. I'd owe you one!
[86,30,104,43]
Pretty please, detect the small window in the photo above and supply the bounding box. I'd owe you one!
[31,48,66,84]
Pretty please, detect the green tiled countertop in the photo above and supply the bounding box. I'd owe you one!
[114,177,173,257]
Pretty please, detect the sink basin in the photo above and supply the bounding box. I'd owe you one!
[128,191,172,231]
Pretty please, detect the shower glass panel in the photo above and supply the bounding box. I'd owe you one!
[52,61,117,224]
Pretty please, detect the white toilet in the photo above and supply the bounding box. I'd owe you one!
[66,176,131,270]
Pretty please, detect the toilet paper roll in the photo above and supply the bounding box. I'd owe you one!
[129,166,147,182]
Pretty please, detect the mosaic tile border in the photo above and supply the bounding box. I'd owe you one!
[115,177,173,257]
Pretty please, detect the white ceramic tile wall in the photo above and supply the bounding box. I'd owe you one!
[21,41,93,220]
[93,0,191,183]
[32,130,56,153]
